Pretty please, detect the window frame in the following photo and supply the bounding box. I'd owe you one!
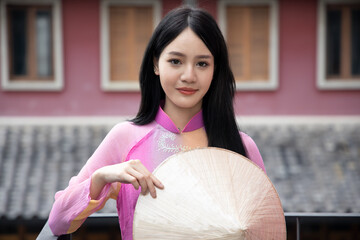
[317,0,360,90]
[100,0,161,91]
[0,0,63,91]
[218,0,279,91]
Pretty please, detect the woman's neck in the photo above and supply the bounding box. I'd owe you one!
[163,104,201,132]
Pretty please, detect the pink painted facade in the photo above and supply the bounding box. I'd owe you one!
[0,0,359,116]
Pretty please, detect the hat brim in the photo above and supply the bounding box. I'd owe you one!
[133,147,286,240]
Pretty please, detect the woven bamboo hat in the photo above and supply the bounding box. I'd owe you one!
[133,147,286,240]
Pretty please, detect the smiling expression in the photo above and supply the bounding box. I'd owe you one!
[155,27,214,116]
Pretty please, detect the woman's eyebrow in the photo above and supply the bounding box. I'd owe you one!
[167,51,185,57]
[167,51,212,59]
[196,55,212,59]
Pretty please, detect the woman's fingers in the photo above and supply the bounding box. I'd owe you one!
[127,160,164,198]
[120,171,140,190]
[144,176,157,198]
[142,175,164,198]
[151,175,164,189]
[134,163,159,198]
[127,167,148,195]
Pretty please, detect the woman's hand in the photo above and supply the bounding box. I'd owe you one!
[91,160,164,199]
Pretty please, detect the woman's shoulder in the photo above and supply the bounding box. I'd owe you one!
[239,132,256,149]
[109,120,157,140]
[239,131,266,173]
[112,120,153,130]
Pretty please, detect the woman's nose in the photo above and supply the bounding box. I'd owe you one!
[180,65,196,83]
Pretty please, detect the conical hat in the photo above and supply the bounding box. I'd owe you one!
[133,147,286,240]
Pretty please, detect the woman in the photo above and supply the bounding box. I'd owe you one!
[48,7,265,240]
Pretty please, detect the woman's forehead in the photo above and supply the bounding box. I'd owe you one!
[160,28,213,58]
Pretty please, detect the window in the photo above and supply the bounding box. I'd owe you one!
[0,0,63,91]
[101,0,161,91]
[218,0,279,90]
[317,0,360,90]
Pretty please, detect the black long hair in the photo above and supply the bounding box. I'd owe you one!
[131,7,247,157]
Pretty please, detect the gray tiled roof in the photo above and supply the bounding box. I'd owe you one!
[0,121,359,220]
[242,124,360,213]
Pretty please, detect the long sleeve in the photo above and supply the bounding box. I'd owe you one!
[240,132,266,173]
[48,122,132,235]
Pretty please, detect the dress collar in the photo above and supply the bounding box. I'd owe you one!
[155,106,204,133]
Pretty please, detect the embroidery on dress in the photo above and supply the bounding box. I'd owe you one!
[158,132,191,153]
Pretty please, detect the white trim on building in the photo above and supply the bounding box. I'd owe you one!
[0,115,359,126]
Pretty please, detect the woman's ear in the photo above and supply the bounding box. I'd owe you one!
[153,58,159,75]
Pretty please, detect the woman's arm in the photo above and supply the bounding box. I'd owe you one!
[48,122,163,235]
[48,123,129,235]
[90,160,163,200]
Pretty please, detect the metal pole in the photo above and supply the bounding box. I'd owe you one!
[296,217,300,240]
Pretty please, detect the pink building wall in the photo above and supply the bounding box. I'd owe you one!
[235,0,360,115]
[0,0,359,116]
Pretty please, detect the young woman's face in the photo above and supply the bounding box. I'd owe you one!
[155,27,214,114]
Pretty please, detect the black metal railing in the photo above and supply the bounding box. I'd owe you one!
[35,212,360,240]
[285,212,360,240]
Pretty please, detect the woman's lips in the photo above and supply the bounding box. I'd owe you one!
[177,88,198,95]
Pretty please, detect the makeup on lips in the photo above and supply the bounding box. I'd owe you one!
[177,87,198,95]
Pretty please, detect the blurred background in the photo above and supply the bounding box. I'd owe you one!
[0,0,359,239]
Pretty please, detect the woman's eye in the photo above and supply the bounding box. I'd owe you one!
[169,59,181,65]
[197,62,208,67]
